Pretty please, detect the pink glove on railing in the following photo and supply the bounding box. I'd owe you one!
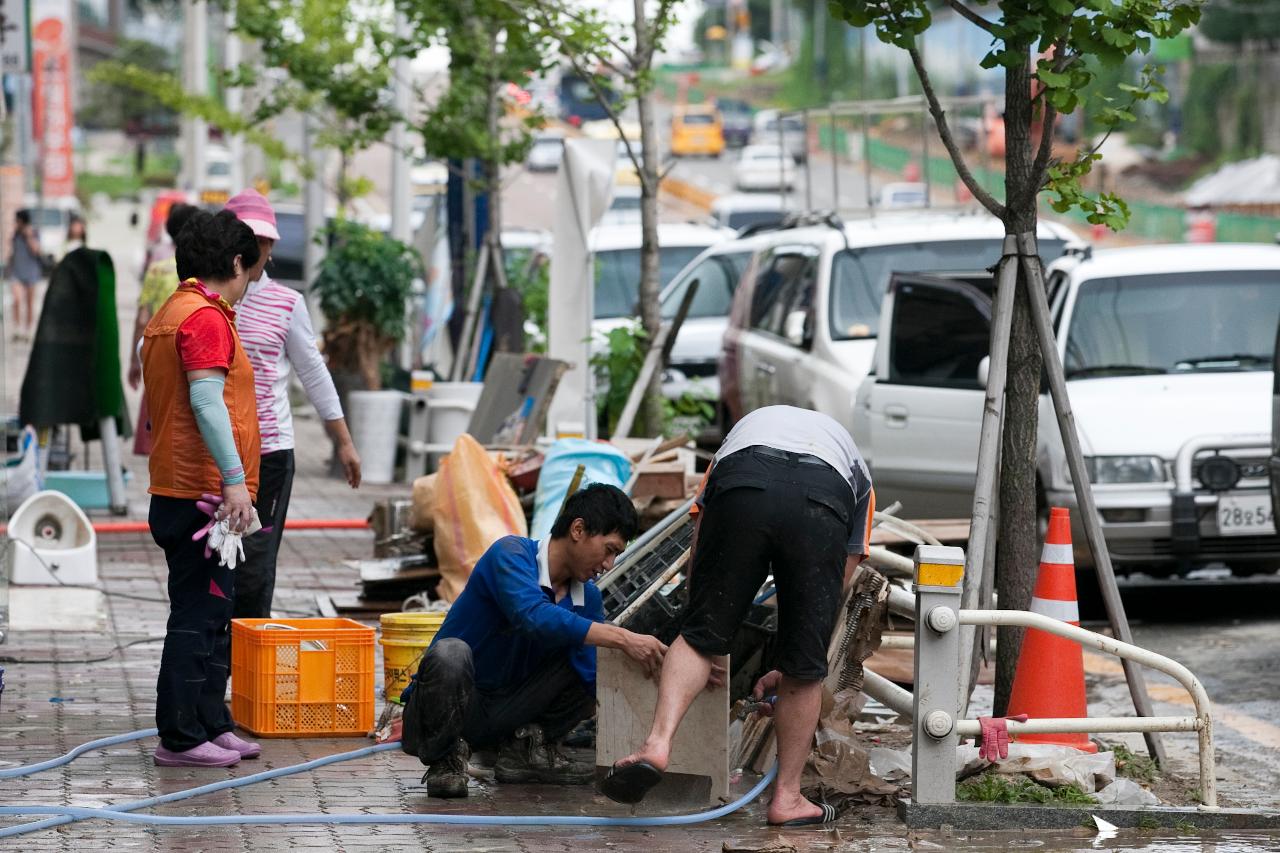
[977,714,1028,761]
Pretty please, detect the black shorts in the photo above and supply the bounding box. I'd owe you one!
[679,446,858,681]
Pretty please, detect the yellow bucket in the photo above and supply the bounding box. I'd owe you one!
[379,611,447,702]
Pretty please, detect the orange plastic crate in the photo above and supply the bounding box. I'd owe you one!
[231,618,376,737]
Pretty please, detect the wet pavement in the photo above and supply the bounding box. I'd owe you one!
[3,203,1280,850]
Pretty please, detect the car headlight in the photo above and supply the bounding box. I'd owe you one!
[1084,456,1166,484]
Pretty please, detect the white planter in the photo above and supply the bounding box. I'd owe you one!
[348,390,407,484]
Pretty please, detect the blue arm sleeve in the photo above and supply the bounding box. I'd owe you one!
[490,545,594,646]
[189,376,246,485]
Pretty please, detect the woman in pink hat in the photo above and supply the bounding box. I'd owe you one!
[225,188,362,619]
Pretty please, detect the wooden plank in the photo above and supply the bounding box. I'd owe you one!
[315,594,338,618]
[596,647,729,804]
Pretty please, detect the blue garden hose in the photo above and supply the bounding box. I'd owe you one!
[0,729,778,837]
[0,728,157,779]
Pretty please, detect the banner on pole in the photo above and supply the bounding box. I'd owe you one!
[32,0,74,198]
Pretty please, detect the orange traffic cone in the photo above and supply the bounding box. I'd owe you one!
[1006,507,1097,753]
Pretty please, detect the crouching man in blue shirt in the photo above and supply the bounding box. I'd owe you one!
[400,483,669,798]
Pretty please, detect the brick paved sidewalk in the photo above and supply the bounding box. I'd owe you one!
[0,201,914,851]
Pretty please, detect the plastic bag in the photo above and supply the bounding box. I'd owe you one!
[410,473,438,532]
[4,427,41,510]
[529,438,632,540]
[432,434,527,602]
[1094,778,1160,806]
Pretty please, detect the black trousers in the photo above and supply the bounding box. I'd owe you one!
[680,447,857,681]
[234,449,295,620]
[400,638,595,765]
[150,495,237,751]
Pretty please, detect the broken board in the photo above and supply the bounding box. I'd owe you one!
[596,647,729,805]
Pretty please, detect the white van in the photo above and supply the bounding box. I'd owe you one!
[855,242,1280,576]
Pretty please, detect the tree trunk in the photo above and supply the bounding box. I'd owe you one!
[633,1,665,437]
[994,44,1042,716]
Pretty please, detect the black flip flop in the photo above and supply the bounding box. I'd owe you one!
[769,802,838,827]
[598,760,664,804]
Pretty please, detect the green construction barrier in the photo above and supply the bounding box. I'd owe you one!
[1216,211,1280,244]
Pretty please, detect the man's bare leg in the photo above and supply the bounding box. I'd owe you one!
[767,675,824,825]
[614,636,711,771]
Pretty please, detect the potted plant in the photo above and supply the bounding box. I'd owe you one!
[312,219,420,392]
[312,220,420,484]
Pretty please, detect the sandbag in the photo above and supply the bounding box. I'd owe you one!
[410,473,438,532]
[432,434,527,602]
[529,438,632,540]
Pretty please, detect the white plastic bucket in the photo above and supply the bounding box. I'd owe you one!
[348,390,407,484]
[425,382,482,470]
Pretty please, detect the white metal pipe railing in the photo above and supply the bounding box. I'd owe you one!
[958,609,1217,808]
[863,667,914,719]
[954,716,1200,735]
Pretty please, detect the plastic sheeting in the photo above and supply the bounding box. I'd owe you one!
[432,434,527,602]
[529,438,631,541]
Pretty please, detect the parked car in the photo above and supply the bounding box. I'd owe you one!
[589,221,733,324]
[876,182,929,209]
[710,193,787,232]
[856,243,1280,576]
[22,195,82,261]
[655,234,776,404]
[600,185,642,225]
[719,212,1076,437]
[752,109,806,163]
[670,103,725,158]
[734,145,796,192]
[526,134,565,172]
[718,98,754,148]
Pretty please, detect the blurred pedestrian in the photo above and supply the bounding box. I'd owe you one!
[129,202,197,455]
[142,208,262,768]
[64,214,87,254]
[7,210,43,340]
[225,188,361,620]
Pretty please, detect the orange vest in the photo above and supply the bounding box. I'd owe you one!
[142,287,260,500]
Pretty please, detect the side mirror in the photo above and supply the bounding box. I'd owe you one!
[977,355,990,389]
[784,309,809,348]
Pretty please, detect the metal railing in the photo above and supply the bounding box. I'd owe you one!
[905,545,1219,809]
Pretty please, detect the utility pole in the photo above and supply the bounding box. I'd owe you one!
[224,4,245,192]
[302,113,326,287]
[182,0,208,192]
[389,10,411,245]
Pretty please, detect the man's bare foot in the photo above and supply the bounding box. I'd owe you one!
[614,739,670,773]
[766,793,828,826]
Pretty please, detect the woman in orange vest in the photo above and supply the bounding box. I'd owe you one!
[142,209,264,768]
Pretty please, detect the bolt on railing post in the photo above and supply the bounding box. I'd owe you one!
[911,544,966,805]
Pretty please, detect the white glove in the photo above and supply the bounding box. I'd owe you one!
[206,508,261,569]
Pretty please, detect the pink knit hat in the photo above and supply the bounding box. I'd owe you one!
[225,188,281,241]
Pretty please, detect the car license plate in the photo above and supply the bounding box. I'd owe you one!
[1216,494,1275,536]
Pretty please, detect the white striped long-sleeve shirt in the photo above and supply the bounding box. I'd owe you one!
[235,274,343,454]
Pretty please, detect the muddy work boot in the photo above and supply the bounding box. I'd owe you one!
[494,724,593,785]
[421,739,470,798]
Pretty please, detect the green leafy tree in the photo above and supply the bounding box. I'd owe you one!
[834,0,1202,711]
[402,0,554,242]
[313,220,421,390]
[517,0,683,436]
[78,39,178,133]
[229,0,401,208]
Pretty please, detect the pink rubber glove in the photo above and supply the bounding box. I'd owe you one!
[977,714,1028,761]
[193,493,224,558]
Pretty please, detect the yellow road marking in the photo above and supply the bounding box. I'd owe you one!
[1083,651,1280,749]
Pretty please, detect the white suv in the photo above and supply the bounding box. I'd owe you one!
[854,242,1280,576]
[718,212,1077,437]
